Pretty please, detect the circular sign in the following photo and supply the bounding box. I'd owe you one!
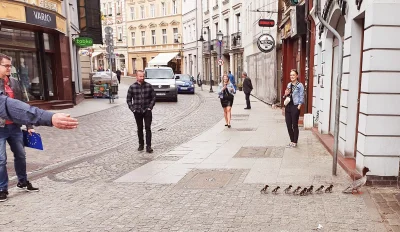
[104,26,113,34]
[218,59,224,66]
[257,34,275,53]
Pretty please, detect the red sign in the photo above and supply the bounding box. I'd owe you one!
[258,19,275,27]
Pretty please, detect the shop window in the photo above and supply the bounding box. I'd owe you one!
[0,28,36,49]
[43,33,55,52]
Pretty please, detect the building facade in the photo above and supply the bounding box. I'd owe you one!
[126,0,183,74]
[92,0,128,75]
[182,0,202,77]
[310,0,400,180]
[242,0,279,105]
[202,0,243,85]
[0,0,75,109]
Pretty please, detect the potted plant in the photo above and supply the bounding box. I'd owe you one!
[237,82,243,91]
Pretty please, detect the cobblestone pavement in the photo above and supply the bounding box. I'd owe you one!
[0,87,388,231]
[368,187,400,232]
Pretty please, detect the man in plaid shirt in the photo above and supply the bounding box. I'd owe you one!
[126,70,156,153]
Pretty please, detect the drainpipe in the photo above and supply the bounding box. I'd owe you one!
[304,0,310,113]
[315,0,344,176]
[65,0,77,105]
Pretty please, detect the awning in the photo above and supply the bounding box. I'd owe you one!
[91,52,102,58]
[148,52,179,66]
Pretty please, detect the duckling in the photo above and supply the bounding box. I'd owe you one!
[293,186,302,195]
[307,185,314,194]
[300,188,308,196]
[315,185,324,194]
[260,185,269,194]
[284,185,293,194]
[325,184,334,193]
[272,186,280,194]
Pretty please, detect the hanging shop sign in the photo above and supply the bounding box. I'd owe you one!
[257,34,275,53]
[258,19,275,27]
[74,37,94,47]
[25,6,56,29]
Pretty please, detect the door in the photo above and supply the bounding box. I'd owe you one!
[329,39,339,135]
[142,57,147,69]
[44,53,57,100]
[132,58,136,74]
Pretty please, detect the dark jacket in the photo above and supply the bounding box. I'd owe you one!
[0,77,32,128]
[243,77,253,94]
[116,70,122,76]
[126,81,156,113]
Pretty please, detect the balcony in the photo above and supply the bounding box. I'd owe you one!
[222,35,230,51]
[213,5,219,10]
[231,32,242,49]
[204,10,210,15]
[211,39,218,51]
[222,0,230,5]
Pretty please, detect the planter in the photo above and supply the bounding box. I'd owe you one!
[238,87,243,91]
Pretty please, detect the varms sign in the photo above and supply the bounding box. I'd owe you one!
[25,6,56,29]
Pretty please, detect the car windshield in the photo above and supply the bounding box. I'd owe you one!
[145,69,174,79]
[179,75,191,81]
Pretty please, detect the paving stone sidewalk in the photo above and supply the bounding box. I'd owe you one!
[0,87,388,231]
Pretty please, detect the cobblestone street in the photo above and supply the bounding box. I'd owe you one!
[0,83,390,231]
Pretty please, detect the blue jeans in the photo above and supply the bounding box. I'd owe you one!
[0,124,27,192]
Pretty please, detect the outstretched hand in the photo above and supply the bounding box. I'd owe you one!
[51,113,78,129]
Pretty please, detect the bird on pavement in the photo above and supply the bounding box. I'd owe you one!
[315,185,324,194]
[307,185,314,194]
[272,186,280,194]
[300,188,308,196]
[260,185,269,194]
[342,167,370,194]
[293,186,302,195]
[325,184,334,193]
[284,185,293,194]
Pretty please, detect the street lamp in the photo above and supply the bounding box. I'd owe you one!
[198,27,213,93]
[216,30,223,83]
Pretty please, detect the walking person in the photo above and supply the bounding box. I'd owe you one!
[126,70,156,153]
[242,72,253,109]
[116,69,122,84]
[228,71,236,90]
[283,69,304,148]
[218,74,236,128]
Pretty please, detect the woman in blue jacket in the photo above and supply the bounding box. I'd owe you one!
[283,69,304,148]
[218,74,236,128]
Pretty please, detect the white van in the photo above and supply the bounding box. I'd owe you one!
[144,67,178,102]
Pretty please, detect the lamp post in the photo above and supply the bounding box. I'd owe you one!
[217,30,223,83]
[198,27,213,93]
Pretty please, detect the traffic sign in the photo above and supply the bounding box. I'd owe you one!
[217,59,224,66]
[104,26,113,34]
[258,19,275,27]
[106,46,114,53]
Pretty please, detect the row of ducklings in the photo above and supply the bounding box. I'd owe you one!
[260,184,334,196]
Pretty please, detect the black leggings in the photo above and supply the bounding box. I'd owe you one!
[285,104,300,143]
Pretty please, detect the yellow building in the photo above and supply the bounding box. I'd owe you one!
[126,0,183,75]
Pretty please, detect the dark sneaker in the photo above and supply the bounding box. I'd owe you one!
[138,144,144,151]
[146,146,154,153]
[17,181,39,192]
[0,191,8,202]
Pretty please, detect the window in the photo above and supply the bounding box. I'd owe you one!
[188,25,191,42]
[172,0,177,15]
[108,2,112,15]
[140,6,145,19]
[215,23,218,37]
[225,19,229,35]
[116,0,120,14]
[131,32,135,46]
[150,4,155,18]
[130,7,135,20]
[162,29,167,44]
[151,30,156,45]
[118,26,122,41]
[173,28,178,43]
[161,2,166,16]
[141,31,145,45]
[193,23,196,42]
[236,14,241,32]
[102,3,107,15]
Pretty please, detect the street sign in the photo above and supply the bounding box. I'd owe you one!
[257,34,275,53]
[104,26,113,34]
[105,54,116,59]
[217,59,224,66]
[258,19,275,27]
[74,37,93,47]
[106,46,114,53]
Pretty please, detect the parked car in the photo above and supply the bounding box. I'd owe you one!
[145,67,178,102]
[175,74,195,94]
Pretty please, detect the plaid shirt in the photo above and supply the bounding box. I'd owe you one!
[126,81,156,113]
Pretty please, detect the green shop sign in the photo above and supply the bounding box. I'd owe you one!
[74,37,93,47]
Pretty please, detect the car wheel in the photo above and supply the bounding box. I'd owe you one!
[173,96,178,102]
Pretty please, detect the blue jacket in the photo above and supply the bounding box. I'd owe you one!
[287,82,304,105]
[217,82,236,99]
[228,74,236,86]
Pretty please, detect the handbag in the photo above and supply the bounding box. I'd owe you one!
[284,82,300,106]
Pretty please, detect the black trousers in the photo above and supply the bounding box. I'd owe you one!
[285,104,300,143]
[117,75,121,83]
[245,93,251,109]
[134,110,152,146]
